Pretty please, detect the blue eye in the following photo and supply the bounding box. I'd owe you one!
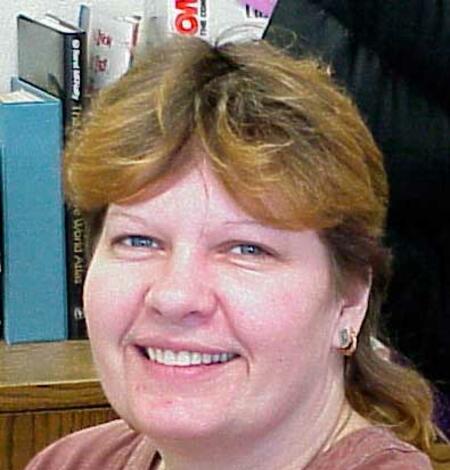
[122,235,158,248]
[230,244,266,256]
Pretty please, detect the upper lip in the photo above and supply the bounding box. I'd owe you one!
[128,337,239,355]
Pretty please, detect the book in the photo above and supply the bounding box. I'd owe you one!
[17,14,86,139]
[0,79,67,343]
[79,4,141,93]
[139,0,270,48]
[17,13,88,339]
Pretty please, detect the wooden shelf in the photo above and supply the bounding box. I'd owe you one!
[0,340,108,413]
[0,340,117,470]
[0,340,98,385]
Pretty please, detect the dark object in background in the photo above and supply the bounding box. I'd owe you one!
[264,0,450,397]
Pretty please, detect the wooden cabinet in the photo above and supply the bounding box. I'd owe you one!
[0,341,117,470]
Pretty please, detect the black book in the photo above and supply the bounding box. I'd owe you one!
[17,14,88,339]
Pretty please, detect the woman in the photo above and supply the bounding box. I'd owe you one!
[26,37,449,469]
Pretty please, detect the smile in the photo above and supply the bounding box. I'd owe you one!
[145,348,238,367]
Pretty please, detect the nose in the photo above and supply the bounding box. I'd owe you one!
[144,249,217,323]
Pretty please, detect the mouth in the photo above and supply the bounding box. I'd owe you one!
[140,347,239,367]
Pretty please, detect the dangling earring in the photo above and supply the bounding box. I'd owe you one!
[338,327,357,356]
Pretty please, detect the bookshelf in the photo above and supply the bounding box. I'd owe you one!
[0,340,117,470]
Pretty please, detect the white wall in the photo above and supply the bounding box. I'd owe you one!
[0,0,143,93]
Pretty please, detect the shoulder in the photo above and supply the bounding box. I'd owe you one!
[24,419,157,470]
[347,427,433,469]
[310,426,432,470]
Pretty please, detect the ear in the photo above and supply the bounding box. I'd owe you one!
[332,273,372,350]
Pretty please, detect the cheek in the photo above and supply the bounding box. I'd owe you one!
[83,259,145,342]
[218,267,337,347]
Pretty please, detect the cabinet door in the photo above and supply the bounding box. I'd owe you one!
[0,407,117,470]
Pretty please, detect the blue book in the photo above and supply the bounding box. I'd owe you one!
[0,79,67,343]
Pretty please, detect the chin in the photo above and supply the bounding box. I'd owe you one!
[121,392,234,443]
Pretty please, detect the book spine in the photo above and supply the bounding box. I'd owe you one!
[63,32,88,339]
[64,205,88,339]
[62,32,85,137]
[0,97,68,343]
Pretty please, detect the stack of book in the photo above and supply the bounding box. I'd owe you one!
[16,14,88,343]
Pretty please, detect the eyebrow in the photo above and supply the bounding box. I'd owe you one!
[107,207,274,232]
[106,208,148,225]
[222,220,268,228]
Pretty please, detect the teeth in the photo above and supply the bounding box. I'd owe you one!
[177,351,191,366]
[191,352,202,365]
[148,348,156,361]
[220,352,229,363]
[163,349,176,365]
[145,348,237,367]
[202,353,212,364]
[156,349,164,363]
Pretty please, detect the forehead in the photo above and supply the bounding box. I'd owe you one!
[107,158,255,225]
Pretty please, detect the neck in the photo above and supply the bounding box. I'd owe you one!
[155,377,362,470]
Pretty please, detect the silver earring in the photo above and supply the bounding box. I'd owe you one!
[338,327,357,356]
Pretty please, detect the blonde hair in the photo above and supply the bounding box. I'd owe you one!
[65,36,449,467]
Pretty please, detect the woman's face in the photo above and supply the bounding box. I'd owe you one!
[84,155,350,445]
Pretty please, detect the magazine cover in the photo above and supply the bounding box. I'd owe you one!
[140,0,271,48]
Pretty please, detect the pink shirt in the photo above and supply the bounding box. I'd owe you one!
[25,419,432,469]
